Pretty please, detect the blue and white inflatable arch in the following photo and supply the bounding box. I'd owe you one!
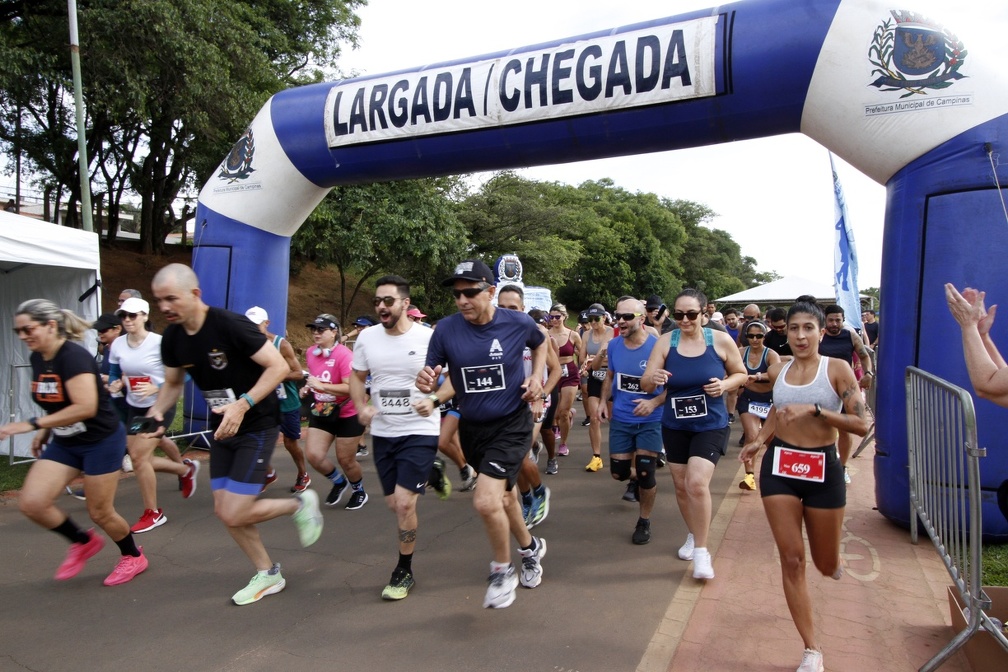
[196,0,1008,537]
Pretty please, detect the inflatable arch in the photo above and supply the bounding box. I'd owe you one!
[194,0,1008,537]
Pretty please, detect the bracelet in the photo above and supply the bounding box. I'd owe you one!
[28,416,40,430]
[240,393,255,408]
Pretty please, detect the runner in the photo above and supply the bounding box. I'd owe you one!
[578,303,612,471]
[547,303,581,457]
[735,320,780,491]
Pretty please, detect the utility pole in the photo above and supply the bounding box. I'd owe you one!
[68,0,93,232]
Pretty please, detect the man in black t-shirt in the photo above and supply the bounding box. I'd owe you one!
[147,263,323,606]
[763,308,792,360]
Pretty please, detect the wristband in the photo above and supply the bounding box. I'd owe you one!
[426,393,440,405]
[28,416,40,430]
[240,393,255,408]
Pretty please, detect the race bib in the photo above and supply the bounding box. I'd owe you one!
[616,372,644,394]
[748,401,772,419]
[52,422,86,438]
[377,388,413,415]
[461,364,506,394]
[591,369,607,381]
[275,384,287,400]
[673,394,707,419]
[203,388,237,409]
[771,446,826,483]
[126,375,151,392]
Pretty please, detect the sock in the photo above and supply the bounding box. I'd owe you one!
[532,484,546,498]
[397,552,413,572]
[521,537,538,553]
[51,518,90,545]
[114,532,141,558]
[260,563,281,576]
[637,517,650,527]
[325,468,345,485]
[490,560,511,574]
[350,479,364,492]
[521,490,533,506]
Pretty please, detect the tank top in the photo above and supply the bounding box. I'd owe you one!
[585,331,604,357]
[661,328,728,432]
[557,331,575,359]
[743,346,770,375]
[772,356,842,412]
[272,335,301,413]
[819,329,855,362]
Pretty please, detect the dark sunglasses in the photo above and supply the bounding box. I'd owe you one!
[120,312,140,320]
[309,326,331,333]
[548,314,564,320]
[12,324,39,336]
[588,316,602,322]
[747,333,765,340]
[372,296,399,307]
[672,310,701,321]
[451,286,488,299]
[613,312,641,322]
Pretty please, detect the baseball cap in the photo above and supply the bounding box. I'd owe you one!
[244,306,268,325]
[442,259,494,286]
[353,315,376,328]
[307,314,339,330]
[645,294,664,310]
[116,297,150,316]
[577,311,589,324]
[92,312,121,331]
[586,304,606,318]
[407,307,427,319]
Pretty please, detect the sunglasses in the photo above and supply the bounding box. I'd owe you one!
[672,310,701,321]
[120,312,141,320]
[12,324,42,336]
[588,316,602,322]
[548,314,564,320]
[613,312,641,322]
[372,296,399,307]
[747,333,765,340]
[309,326,331,333]
[451,286,488,299]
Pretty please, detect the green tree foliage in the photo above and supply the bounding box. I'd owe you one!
[291,177,471,324]
[0,0,362,250]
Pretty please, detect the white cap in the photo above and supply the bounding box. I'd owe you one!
[244,306,268,325]
[116,297,150,316]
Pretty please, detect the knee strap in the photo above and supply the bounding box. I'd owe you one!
[610,457,632,481]
[635,454,657,489]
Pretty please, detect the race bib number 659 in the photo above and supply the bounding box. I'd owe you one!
[771,446,826,483]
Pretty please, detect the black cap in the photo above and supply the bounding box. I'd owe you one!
[442,259,495,286]
[306,314,339,330]
[92,313,121,331]
[577,311,589,323]
[586,303,606,317]
[353,315,376,328]
[645,294,664,310]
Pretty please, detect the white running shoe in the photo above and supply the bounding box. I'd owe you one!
[518,537,547,588]
[483,564,519,608]
[692,547,715,580]
[678,532,695,560]
[796,648,824,672]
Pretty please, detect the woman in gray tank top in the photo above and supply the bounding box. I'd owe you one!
[738,302,869,672]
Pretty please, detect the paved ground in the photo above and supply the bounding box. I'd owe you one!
[0,419,972,671]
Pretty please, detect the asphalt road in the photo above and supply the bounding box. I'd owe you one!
[0,419,743,672]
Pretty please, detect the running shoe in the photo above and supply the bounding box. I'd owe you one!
[430,457,451,500]
[262,468,278,491]
[232,564,286,606]
[692,548,715,580]
[54,529,105,580]
[459,465,478,492]
[545,458,559,475]
[530,439,543,464]
[656,450,667,469]
[522,497,532,527]
[325,479,348,506]
[622,479,638,502]
[739,472,756,491]
[518,537,547,588]
[131,508,166,534]
[292,489,323,547]
[528,487,550,528]
[121,454,133,473]
[796,648,824,672]
[728,413,736,424]
[356,444,369,457]
[585,455,603,472]
[632,519,651,545]
[844,466,852,485]
[290,472,311,493]
[678,532,695,561]
[103,549,148,586]
[483,564,518,608]
[556,443,569,456]
[345,489,368,510]
[66,486,86,501]
[381,566,415,601]
[581,417,591,427]
[180,458,200,499]
[552,425,560,440]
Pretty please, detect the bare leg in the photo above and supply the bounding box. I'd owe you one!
[762,495,822,651]
[213,490,299,571]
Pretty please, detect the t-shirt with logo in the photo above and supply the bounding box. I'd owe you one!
[607,334,663,424]
[31,340,119,443]
[306,342,356,418]
[426,308,545,422]
[108,331,165,409]
[352,322,439,437]
[161,307,278,432]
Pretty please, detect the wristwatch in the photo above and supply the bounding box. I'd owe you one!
[814,403,822,417]
[426,393,440,405]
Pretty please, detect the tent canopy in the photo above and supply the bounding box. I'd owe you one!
[715,276,870,307]
[1,213,102,458]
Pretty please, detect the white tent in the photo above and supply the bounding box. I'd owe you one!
[716,276,870,307]
[1,213,102,459]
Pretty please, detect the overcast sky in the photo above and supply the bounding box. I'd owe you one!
[336,0,988,290]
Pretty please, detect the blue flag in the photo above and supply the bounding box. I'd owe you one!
[831,153,862,331]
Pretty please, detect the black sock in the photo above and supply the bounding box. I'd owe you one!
[51,518,90,545]
[397,552,413,572]
[350,479,364,492]
[114,532,141,557]
[521,537,538,553]
[532,484,546,498]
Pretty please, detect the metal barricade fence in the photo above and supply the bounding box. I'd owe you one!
[906,366,1008,671]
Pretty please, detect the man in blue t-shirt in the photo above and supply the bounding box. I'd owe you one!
[417,259,548,609]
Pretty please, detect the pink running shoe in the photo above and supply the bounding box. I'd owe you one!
[557,443,569,456]
[54,529,105,580]
[103,548,149,586]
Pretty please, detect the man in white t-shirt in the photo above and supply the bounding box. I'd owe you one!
[349,274,442,601]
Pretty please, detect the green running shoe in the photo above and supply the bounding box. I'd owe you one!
[381,566,415,600]
[232,564,286,606]
[292,489,323,547]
